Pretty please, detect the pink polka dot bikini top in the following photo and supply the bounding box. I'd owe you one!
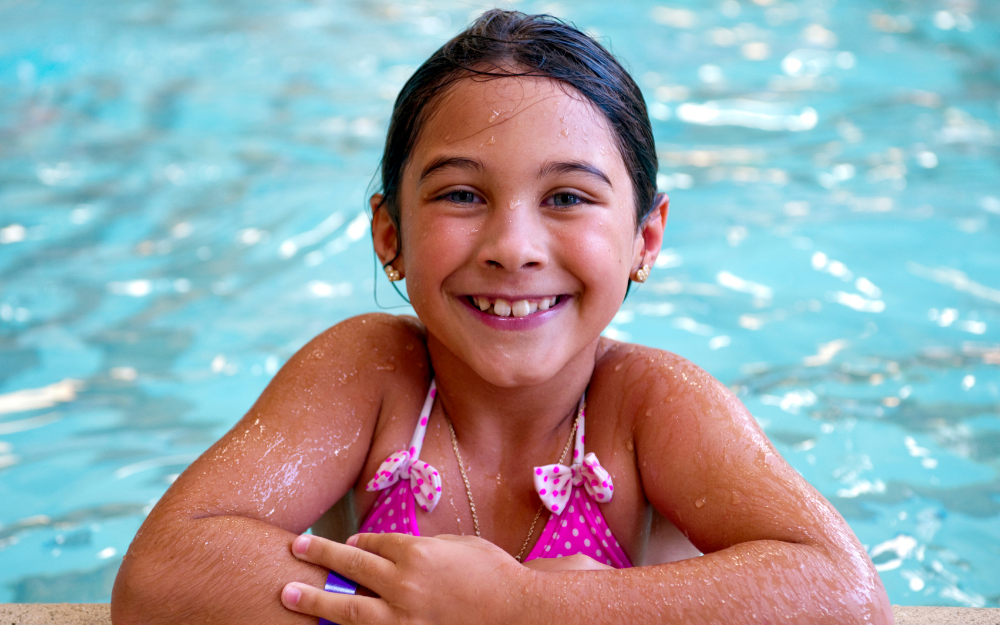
[359,380,632,568]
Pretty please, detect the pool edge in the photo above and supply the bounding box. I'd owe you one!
[1,604,999,623]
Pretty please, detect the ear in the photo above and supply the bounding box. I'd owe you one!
[632,193,670,272]
[370,194,403,276]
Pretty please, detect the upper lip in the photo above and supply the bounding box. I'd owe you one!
[465,293,564,300]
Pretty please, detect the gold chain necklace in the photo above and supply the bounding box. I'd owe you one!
[445,401,581,562]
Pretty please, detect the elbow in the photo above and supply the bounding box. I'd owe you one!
[111,551,150,625]
[859,566,895,625]
[111,546,195,625]
[828,544,895,625]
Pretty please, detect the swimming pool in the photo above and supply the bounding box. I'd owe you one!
[1,0,997,607]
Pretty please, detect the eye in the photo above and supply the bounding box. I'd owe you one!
[549,192,582,207]
[442,190,478,204]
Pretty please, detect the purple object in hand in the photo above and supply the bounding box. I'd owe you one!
[317,570,358,625]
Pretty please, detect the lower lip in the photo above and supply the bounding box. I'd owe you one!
[463,297,569,331]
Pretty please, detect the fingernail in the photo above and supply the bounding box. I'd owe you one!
[282,583,302,607]
[346,534,359,547]
[292,535,310,555]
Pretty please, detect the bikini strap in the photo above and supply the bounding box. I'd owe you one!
[364,379,442,512]
[407,379,437,463]
[572,394,586,464]
[533,391,615,513]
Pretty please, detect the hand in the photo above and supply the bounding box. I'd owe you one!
[281,533,532,625]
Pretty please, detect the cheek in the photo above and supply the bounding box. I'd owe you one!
[401,219,475,297]
[561,217,634,297]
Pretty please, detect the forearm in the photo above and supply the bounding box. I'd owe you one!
[521,540,892,625]
[112,514,327,625]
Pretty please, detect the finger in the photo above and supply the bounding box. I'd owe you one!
[282,582,393,625]
[291,535,394,593]
[348,531,414,563]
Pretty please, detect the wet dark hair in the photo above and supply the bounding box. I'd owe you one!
[376,9,658,262]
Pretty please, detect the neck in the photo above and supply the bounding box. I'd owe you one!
[425,333,599,449]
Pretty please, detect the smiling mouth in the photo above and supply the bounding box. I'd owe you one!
[467,295,564,318]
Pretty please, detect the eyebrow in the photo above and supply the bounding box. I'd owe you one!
[538,160,613,188]
[417,156,614,189]
[419,156,484,183]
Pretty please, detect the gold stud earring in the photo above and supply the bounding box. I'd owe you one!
[384,265,401,282]
[633,264,651,283]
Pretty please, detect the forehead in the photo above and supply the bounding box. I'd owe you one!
[408,75,623,175]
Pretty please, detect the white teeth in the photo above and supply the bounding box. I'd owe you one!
[474,296,557,316]
[493,298,511,317]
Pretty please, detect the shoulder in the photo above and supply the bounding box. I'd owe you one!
[591,339,767,479]
[592,339,741,429]
[284,313,428,376]
[257,313,430,419]
[307,312,426,354]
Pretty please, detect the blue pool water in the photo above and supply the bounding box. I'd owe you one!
[1,0,998,607]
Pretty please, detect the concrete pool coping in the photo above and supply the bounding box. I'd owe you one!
[1,604,999,623]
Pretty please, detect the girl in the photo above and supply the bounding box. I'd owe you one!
[112,10,893,625]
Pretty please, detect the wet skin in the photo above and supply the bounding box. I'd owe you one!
[112,76,893,624]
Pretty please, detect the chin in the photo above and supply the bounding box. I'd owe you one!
[467,351,564,389]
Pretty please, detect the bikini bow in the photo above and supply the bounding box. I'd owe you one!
[533,452,614,514]
[366,451,443,512]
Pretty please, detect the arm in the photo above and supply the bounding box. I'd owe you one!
[276,352,892,624]
[519,354,892,623]
[111,315,425,625]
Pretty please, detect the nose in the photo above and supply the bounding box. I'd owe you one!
[476,198,548,272]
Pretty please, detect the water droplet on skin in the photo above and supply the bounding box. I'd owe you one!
[695,497,706,508]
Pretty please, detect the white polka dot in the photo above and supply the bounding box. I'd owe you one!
[390,523,397,531]
[596,516,602,524]
[606,559,612,566]
[380,530,385,534]
[545,545,551,552]
[366,526,373,532]
[596,548,602,556]
[572,528,579,537]
[377,517,382,524]
[602,540,608,547]
[568,505,575,513]
[605,528,611,537]
[564,542,572,550]
[584,539,591,547]
[578,515,585,524]
[402,501,406,508]
[615,540,619,547]
[562,520,568,527]
[577,551,583,556]
[585,501,591,510]
[575,491,581,499]
[385,497,392,505]
[590,526,597,535]
[388,509,394,517]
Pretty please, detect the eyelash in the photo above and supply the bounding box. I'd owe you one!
[437,190,589,207]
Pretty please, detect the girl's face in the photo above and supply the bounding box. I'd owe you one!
[374,76,665,387]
